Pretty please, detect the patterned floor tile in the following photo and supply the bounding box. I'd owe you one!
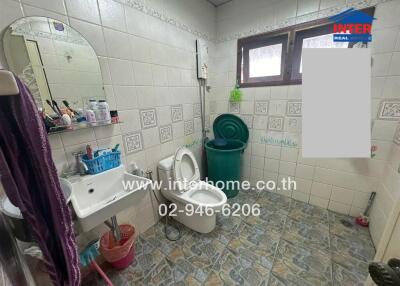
[288,200,329,225]
[165,232,226,283]
[268,275,298,286]
[331,252,369,283]
[281,217,330,251]
[256,191,292,213]
[328,211,373,242]
[142,259,174,286]
[245,206,287,233]
[119,237,165,283]
[79,193,376,286]
[271,240,332,286]
[332,263,367,286]
[330,234,375,264]
[187,226,233,248]
[227,222,280,270]
[207,248,271,286]
[140,220,188,256]
[229,189,260,205]
[172,259,202,285]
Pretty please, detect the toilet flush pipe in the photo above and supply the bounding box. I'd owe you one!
[198,78,208,179]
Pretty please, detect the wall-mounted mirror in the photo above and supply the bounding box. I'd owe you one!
[2,16,105,114]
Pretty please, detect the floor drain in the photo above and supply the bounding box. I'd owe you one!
[340,219,353,228]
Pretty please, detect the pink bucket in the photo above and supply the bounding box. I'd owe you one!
[110,245,135,269]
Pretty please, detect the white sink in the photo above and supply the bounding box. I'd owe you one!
[63,165,151,232]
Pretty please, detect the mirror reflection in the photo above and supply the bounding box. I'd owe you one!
[3,16,105,113]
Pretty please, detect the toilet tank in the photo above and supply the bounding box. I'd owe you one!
[157,155,174,189]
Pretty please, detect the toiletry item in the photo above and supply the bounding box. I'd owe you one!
[97,100,111,123]
[61,114,72,126]
[62,100,76,114]
[43,114,56,132]
[76,116,86,122]
[52,100,62,115]
[86,109,97,125]
[88,99,98,110]
[112,144,120,152]
[110,110,119,123]
[46,99,61,116]
[62,101,75,118]
[86,144,93,160]
[88,99,101,121]
[41,108,55,122]
[98,148,112,156]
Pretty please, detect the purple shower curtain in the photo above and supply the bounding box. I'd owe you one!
[0,77,80,285]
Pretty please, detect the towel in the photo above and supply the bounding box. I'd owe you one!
[0,77,80,285]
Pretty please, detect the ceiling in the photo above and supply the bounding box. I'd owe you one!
[206,0,232,7]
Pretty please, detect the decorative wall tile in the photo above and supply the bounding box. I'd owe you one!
[159,125,173,143]
[123,132,143,154]
[140,108,157,129]
[268,116,284,131]
[171,105,183,122]
[255,101,268,115]
[216,0,383,42]
[285,117,302,133]
[118,0,213,42]
[193,103,201,118]
[394,125,400,145]
[229,102,240,113]
[184,120,194,136]
[240,115,253,129]
[378,100,400,120]
[286,101,302,117]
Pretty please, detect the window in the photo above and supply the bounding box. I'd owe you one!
[241,33,288,85]
[237,7,375,87]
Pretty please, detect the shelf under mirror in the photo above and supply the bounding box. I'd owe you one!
[47,120,121,135]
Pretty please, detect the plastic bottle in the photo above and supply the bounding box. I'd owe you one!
[97,100,111,124]
[88,99,97,110]
[88,99,101,122]
[86,109,96,125]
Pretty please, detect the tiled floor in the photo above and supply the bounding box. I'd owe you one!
[82,190,375,286]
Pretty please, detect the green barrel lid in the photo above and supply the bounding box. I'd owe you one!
[213,114,249,144]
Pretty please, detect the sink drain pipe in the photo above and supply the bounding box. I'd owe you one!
[104,216,121,241]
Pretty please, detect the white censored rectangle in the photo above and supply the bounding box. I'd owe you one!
[302,48,370,158]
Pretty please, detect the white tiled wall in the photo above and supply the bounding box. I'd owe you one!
[0,0,215,240]
[211,0,400,246]
[1,0,400,248]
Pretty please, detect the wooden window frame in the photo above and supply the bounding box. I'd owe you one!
[237,7,375,88]
[242,33,289,86]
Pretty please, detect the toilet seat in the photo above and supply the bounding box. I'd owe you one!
[173,147,200,185]
[162,181,226,209]
[158,148,228,233]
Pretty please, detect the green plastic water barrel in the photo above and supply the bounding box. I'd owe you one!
[205,114,249,198]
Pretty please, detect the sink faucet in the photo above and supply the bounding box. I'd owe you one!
[58,151,89,178]
[73,152,88,176]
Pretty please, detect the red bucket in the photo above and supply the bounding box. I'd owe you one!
[100,224,136,269]
[110,245,135,269]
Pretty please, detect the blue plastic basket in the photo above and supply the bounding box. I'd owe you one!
[82,151,121,175]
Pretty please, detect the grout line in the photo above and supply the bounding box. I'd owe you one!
[327,209,335,285]
[265,194,292,285]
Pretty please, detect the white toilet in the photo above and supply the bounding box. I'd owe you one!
[157,147,227,233]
